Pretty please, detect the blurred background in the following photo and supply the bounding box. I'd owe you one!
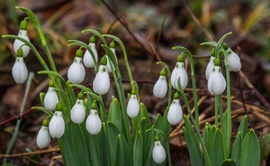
[0,0,270,165]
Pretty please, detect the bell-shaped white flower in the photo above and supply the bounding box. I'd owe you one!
[167,96,183,125]
[208,66,226,95]
[86,109,102,135]
[13,20,30,57]
[70,99,85,124]
[83,42,98,68]
[49,110,65,138]
[205,56,215,80]
[93,64,110,95]
[68,53,85,84]
[44,81,59,111]
[226,48,241,72]
[12,55,28,84]
[127,94,140,118]
[153,74,167,98]
[106,41,118,72]
[152,140,166,164]
[171,61,188,90]
[36,126,51,149]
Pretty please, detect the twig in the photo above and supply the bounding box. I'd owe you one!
[0,148,60,158]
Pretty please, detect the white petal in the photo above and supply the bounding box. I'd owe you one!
[86,109,102,135]
[13,30,30,57]
[36,126,51,149]
[227,49,241,72]
[171,62,188,90]
[70,99,86,124]
[93,65,110,95]
[208,66,226,95]
[83,43,98,68]
[152,141,166,164]
[106,48,118,72]
[68,57,85,84]
[12,57,28,84]
[127,95,140,118]
[49,111,65,138]
[153,76,167,98]
[205,56,215,80]
[167,99,183,125]
[44,87,59,111]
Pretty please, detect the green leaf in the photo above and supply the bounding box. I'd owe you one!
[240,129,260,166]
[238,115,248,141]
[144,126,155,165]
[183,116,203,166]
[213,128,224,166]
[231,132,242,166]
[133,131,143,166]
[221,109,231,159]
[221,159,236,166]
[260,133,270,159]
[206,125,216,164]
[108,98,122,131]
[154,114,163,130]
[162,107,170,140]
[116,134,133,166]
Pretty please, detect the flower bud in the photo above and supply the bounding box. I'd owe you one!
[167,95,183,125]
[153,70,167,98]
[86,102,102,135]
[171,59,188,90]
[44,80,59,111]
[152,140,166,164]
[68,48,85,83]
[93,64,110,95]
[13,20,30,57]
[49,103,65,138]
[70,93,85,124]
[106,41,118,72]
[12,50,28,84]
[127,94,140,118]
[226,48,241,72]
[207,66,226,95]
[83,36,98,68]
[36,118,51,149]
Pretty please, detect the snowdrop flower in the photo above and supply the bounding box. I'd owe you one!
[106,41,118,73]
[44,80,59,111]
[205,49,215,80]
[93,57,110,95]
[36,118,51,149]
[68,48,85,84]
[167,92,183,125]
[152,139,166,164]
[127,88,140,118]
[86,101,102,135]
[171,54,188,90]
[208,59,226,95]
[12,48,28,84]
[49,103,65,138]
[70,93,85,124]
[226,48,241,72]
[83,36,98,68]
[13,19,30,57]
[153,68,167,98]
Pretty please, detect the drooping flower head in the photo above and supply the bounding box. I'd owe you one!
[93,56,110,95]
[153,68,168,98]
[171,54,188,90]
[68,48,85,84]
[127,87,140,118]
[12,48,28,84]
[13,19,30,57]
[167,92,183,125]
[106,41,118,73]
[49,102,65,138]
[86,101,102,135]
[205,48,215,80]
[207,58,226,95]
[70,92,86,124]
[36,117,51,149]
[222,43,241,72]
[44,80,59,111]
[152,136,166,164]
[83,36,98,68]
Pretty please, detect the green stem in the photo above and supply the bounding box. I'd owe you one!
[82,29,107,45]
[2,72,34,164]
[214,95,219,127]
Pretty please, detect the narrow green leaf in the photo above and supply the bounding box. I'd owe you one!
[260,133,270,159]
[133,131,143,166]
[238,115,248,141]
[144,126,155,165]
[240,129,260,166]
[183,116,203,166]
[231,132,242,166]
[154,114,163,130]
[108,98,122,131]
[213,128,224,166]
[116,134,133,166]
[162,107,170,140]
[221,159,236,166]
[206,126,216,164]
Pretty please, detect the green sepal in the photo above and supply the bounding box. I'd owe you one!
[91,100,98,109]
[177,53,185,62]
[75,47,83,58]
[214,58,221,66]
[160,68,166,76]
[16,48,24,57]
[173,91,179,99]
[42,117,50,126]
[100,56,107,66]
[90,35,96,43]
[19,19,27,30]
[77,92,84,100]
[110,40,116,48]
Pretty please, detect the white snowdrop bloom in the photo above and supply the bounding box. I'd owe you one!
[13,30,30,58]
[226,48,241,72]
[205,56,215,80]
[127,94,140,118]
[167,99,183,125]
[171,62,188,90]
[83,43,98,68]
[106,48,118,73]
[207,66,226,95]
[68,56,85,84]
[70,99,85,124]
[12,57,28,84]
[49,111,65,138]
[86,109,102,135]
[153,75,167,98]
[44,86,59,111]
[93,65,110,95]
[36,126,51,149]
[152,141,166,164]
